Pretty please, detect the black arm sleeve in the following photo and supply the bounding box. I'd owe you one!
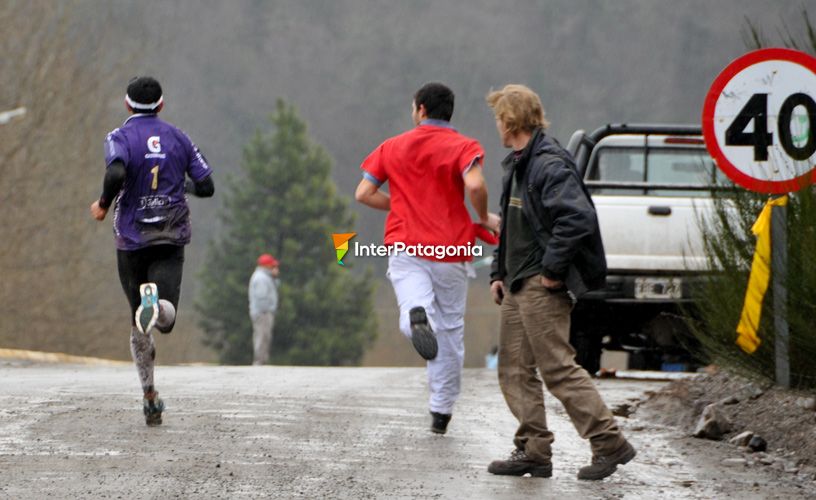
[98,161,126,209]
[185,175,215,198]
[538,161,598,281]
[489,204,504,283]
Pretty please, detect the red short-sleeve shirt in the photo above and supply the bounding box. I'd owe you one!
[361,121,484,262]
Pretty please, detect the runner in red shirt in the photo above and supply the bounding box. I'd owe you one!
[356,82,499,434]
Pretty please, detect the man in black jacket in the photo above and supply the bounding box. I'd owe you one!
[485,84,635,481]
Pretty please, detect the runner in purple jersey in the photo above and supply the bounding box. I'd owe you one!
[104,112,211,250]
[90,76,214,426]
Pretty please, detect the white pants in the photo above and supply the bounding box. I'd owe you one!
[387,254,473,414]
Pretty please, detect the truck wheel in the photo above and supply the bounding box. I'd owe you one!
[571,328,602,376]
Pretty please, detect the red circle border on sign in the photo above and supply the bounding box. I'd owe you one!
[702,48,816,194]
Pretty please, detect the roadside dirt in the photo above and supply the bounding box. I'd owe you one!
[636,369,816,477]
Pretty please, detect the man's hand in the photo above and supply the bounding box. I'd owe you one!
[90,200,108,221]
[490,280,505,305]
[540,275,564,290]
[481,212,501,234]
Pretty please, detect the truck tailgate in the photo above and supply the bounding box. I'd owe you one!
[592,195,711,272]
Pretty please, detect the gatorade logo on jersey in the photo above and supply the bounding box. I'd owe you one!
[147,136,161,153]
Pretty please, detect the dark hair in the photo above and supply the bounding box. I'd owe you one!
[126,76,163,110]
[413,82,454,121]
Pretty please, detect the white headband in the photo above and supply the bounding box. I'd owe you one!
[125,94,163,110]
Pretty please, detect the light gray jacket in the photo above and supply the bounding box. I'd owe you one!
[248,267,279,317]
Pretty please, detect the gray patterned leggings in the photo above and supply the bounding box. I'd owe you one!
[130,326,156,394]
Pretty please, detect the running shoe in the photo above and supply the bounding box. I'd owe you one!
[143,391,165,426]
[135,283,159,335]
[430,411,452,434]
[409,306,438,360]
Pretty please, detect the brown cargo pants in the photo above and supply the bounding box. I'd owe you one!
[498,275,625,462]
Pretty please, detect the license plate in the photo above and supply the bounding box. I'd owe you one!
[634,277,682,299]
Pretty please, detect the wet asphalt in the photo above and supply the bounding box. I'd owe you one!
[0,363,813,499]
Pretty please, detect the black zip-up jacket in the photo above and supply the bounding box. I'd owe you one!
[490,128,606,297]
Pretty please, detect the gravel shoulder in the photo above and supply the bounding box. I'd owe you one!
[636,370,816,487]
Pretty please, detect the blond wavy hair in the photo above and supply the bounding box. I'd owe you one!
[486,84,550,135]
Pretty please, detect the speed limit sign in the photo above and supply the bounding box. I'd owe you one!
[702,48,816,193]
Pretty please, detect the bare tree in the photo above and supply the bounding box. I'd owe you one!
[0,1,127,357]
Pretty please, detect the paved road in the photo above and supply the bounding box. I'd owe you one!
[0,362,812,499]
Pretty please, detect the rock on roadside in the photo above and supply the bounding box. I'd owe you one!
[693,403,732,440]
[729,431,754,446]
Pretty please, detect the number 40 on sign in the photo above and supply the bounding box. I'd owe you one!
[703,48,816,194]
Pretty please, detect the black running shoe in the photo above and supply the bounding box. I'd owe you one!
[409,306,438,360]
[430,411,451,434]
[143,391,165,426]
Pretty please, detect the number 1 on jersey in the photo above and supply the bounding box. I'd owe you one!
[150,165,159,190]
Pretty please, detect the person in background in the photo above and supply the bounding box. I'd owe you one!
[485,345,499,370]
[249,253,280,365]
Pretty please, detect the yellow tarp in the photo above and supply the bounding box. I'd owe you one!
[736,195,788,354]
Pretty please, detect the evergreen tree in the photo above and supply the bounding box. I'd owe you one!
[196,99,377,365]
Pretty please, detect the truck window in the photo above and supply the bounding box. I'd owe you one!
[588,147,724,197]
[589,148,645,195]
[646,149,718,197]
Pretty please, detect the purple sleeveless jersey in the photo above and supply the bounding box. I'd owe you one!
[104,114,212,250]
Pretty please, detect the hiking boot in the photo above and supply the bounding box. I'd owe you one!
[430,411,451,434]
[135,283,159,335]
[143,391,164,426]
[577,440,636,480]
[488,449,552,478]
[409,307,437,360]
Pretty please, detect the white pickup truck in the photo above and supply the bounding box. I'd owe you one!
[566,124,723,373]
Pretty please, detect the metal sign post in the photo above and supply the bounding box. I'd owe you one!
[771,202,789,388]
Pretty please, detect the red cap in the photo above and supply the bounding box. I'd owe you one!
[257,254,279,267]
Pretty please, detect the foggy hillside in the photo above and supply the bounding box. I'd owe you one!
[0,0,804,362]
[123,0,802,271]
